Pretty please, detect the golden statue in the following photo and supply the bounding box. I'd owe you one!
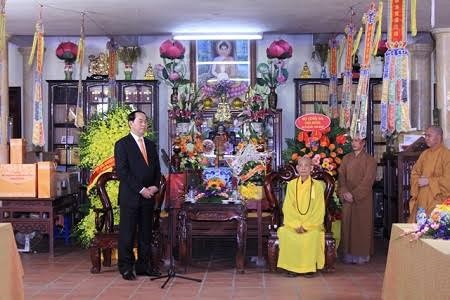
[88,53,109,76]
[300,62,312,79]
[144,63,155,80]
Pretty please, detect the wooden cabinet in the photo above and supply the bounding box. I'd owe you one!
[47,80,160,168]
[294,78,385,179]
[47,81,80,168]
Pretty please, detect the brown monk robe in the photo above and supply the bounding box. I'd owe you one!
[338,137,377,264]
[408,126,450,222]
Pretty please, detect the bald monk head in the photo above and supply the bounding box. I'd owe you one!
[296,156,314,182]
[425,126,443,150]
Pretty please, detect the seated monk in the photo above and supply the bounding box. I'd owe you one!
[409,126,450,222]
[277,156,325,277]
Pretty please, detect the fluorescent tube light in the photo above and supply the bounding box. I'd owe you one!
[173,33,263,40]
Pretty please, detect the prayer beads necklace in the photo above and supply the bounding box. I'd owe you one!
[295,177,313,215]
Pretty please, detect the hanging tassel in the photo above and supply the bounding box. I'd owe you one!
[411,0,417,36]
[75,13,85,128]
[352,26,363,56]
[28,31,38,65]
[0,0,6,53]
[372,0,383,56]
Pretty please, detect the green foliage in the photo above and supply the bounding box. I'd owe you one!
[75,105,153,247]
[239,160,265,185]
[117,46,141,65]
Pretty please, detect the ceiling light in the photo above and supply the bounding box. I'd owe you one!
[172,33,263,40]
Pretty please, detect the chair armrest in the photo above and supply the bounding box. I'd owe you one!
[93,208,107,232]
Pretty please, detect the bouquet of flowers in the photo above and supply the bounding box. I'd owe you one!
[230,143,269,201]
[168,83,203,122]
[195,176,230,203]
[155,40,190,88]
[256,39,292,89]
[173,133,206,170]
[283,119,352,178]
[403,199,450,241]
[238,93,272,123]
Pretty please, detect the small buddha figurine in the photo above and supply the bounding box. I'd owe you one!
[144,63,155,80]
[300,62,312,79]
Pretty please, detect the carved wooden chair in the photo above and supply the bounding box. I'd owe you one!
[264,164,337,272]
[89,170,166,273]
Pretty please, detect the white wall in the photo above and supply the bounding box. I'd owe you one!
[6,34,397,162]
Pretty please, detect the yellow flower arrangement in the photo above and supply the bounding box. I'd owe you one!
[239,182,264,201]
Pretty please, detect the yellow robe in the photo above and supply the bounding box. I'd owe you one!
[409,144,450,222]
[277,177,325,273]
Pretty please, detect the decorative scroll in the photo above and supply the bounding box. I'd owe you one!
[350,2,380,139]
[107,38,118,104]
[339,23,355,129]
[381,0,411,136]
[75,13,85,128]
[29,7,45,147]
[328,38,338,119]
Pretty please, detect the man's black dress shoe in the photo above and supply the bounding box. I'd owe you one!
[121,270,136,281]
[136,269,161,277]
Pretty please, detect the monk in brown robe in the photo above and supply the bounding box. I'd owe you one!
[338,136,377,264]
[408,126,450,222]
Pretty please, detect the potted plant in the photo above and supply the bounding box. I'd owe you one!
[117,46,141,80]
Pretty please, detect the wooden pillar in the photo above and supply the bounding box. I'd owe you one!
[407,43,433,131]
[0,35,9,164]
[432,28,450,146]
[18,47,33,150]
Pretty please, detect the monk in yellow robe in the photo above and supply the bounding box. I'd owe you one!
[409,126,450,222]
[277,157,325,277]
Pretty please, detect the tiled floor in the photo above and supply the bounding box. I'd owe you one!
[22,240,387,300]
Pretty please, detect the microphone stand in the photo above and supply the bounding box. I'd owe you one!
[152,152,201,288]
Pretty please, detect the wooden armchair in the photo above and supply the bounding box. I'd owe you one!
[264,164,337,272]
[89,171,166,273]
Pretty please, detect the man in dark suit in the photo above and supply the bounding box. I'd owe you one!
[114,110,161,280]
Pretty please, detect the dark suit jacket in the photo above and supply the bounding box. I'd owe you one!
[114,134,161,207]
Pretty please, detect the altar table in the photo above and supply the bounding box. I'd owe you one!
[178,202,247,273]
[382,223,450,300]
[0,223,24,300]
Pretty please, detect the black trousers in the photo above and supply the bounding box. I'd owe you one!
[118,199,154,274]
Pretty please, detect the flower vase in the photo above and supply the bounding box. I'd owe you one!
[170,87,178,105]
[268,87,278,110]
[320,65,327,79]
[124,64,133,80]
[64,63,73,80]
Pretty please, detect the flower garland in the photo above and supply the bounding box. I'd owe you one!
[402,199,450,241]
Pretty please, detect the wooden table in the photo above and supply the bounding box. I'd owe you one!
[178,202,247,273]
[382,223,450,300]
[0,223,24,300]
[0,194,77,257]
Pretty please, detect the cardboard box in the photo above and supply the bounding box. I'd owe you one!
[37,162,56,198]
[0,164,36,197]
[10,139,26,164]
